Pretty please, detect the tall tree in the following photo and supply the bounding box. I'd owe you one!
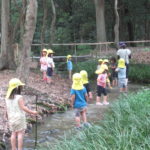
[94,0,106,43]
[17,0,37,83]
[114,0,119,47]
[0,0,16,70]
[49,0,56,47]
[40,0,48,48]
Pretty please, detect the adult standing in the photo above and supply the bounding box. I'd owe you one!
[117,42,131,83]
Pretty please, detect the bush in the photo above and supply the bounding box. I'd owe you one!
[39,89,150,150]
[73,59,98,79]
[129,64,150,83]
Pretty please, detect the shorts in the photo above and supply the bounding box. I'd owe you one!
[75,106,87,117]
[97,85,107,97]
[118,78,127,88]
[47,67,53,77]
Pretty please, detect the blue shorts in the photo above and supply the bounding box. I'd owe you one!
[118,78,127,88]
[47,67,53,77]
[75,106,87,117]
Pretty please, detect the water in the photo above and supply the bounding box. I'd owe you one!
[23,83,144,149]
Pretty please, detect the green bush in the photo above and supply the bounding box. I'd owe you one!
[73,59,98,79]
[129,64,150,83]
[39,89,150,150]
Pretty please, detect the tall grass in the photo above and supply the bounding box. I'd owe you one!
[38,89,150,150]
[129,64,150,83]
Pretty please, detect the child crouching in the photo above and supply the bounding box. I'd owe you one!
[70,73,89,129]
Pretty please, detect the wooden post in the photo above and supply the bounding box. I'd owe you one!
[74,45,77,64]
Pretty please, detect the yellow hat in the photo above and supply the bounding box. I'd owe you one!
[101,64,108,70]
[118,58,126,68]
[80,70,88,84]
[67,55,72,59]
[42,48,47,52]
[6,78,25,99]
[67,55,72,62]
[72,73,84,90]
[98,59,103,62]
[47,49,54,56]
[95,68,105,74]
[103,59,109,63]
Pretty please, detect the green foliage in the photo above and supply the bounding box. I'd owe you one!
[129,64,150,83]
[73,59,98,79]
[39,89,150,150]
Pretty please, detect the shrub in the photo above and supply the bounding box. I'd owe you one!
[129,64,150,83]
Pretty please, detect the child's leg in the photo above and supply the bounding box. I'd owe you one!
[80,108,87,123]
[47,77,52,84]
[11,132,17,150]
[96,86,103,105]
[69,70,72,79]
[75,110,81,127]
[17,130,25,150]
[43,71,47,81]
[96,96,101,103]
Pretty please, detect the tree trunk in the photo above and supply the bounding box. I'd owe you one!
[40,0,48,49]
[114,0,119,48]
[0,0,16,70]
[17,0,37,83]
[94,0,107,43]
[49,0,56,47]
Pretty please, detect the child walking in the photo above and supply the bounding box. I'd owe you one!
[110,57,118,87]
[115,58,127,92]
[96,68,110,105]
[67,55,73,79]
[5,78,38,150]
[47,49,55,84]
[40,48,48,81]
[80,70,93,100]
[70,73,89,129]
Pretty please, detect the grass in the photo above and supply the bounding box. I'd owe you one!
[129,64,150,83]
[38,89,150,150]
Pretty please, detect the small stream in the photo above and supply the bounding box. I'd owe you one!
[22,83,145,149]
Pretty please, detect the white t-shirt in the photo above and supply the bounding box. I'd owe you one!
[117,48,131,64]
[47,57,55,68]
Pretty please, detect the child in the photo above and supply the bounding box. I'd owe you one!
[96,68,110,105]
[40,48,48,81]
[110,57,118,87]
[115,58,127,92]
[70,73,89,128]
[46,49,55,84]
[5,78,38,150]
[67,55,73,79]
[97,59,103,70]
[80,70,93,100]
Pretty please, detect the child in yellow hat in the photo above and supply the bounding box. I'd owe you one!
[70,73,90,129]
[46,49,55,84]
[96,68,110,105]
[80,70,93,100]
[5,78,38,150]
[115,58,127,92]
[67,55,73,79]
[97,59,103,70]
[40,48,48,81]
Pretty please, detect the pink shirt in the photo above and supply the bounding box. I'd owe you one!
[40,57,47,71]
[97,73,107,88]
